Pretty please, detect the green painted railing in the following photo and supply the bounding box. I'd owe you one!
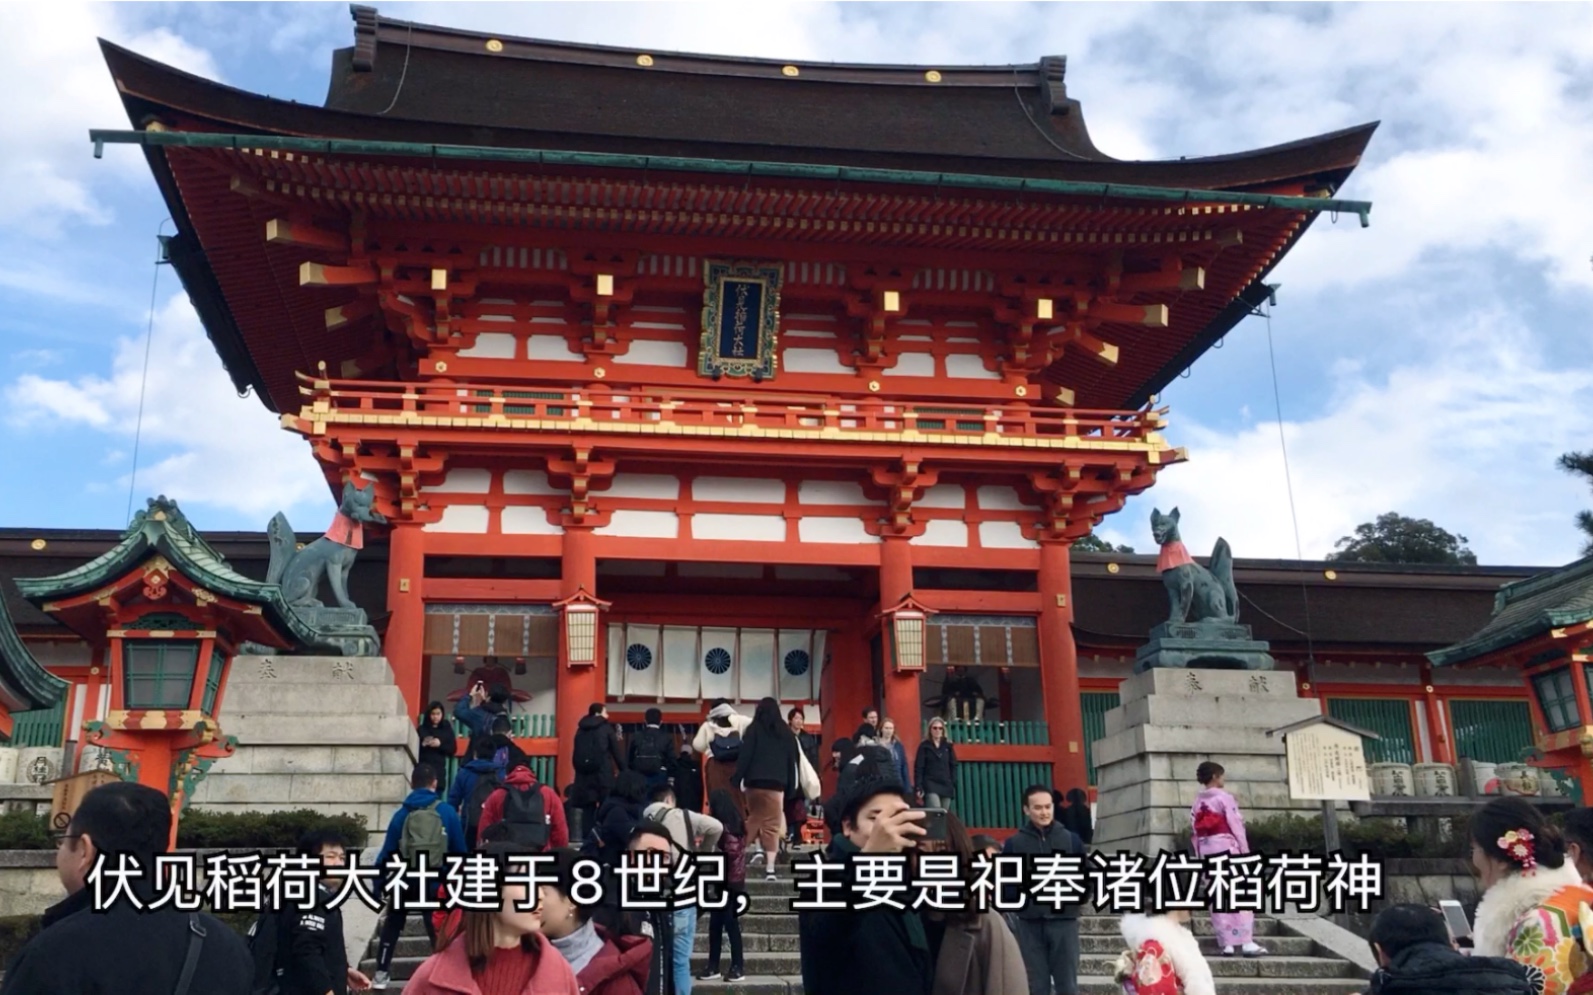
[1327,697,1416,765]
[452,712,557,740]
[444,751,556,790]
[1081,692,1121,786]
[1451,699,1536,764]
[7,701,65,747]
[934,720,1049,745]
[954,761,1053,830]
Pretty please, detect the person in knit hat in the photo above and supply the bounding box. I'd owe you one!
[799,744,933,995]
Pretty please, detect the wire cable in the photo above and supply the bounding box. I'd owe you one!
[378,24,415,116]
[1262,301,1319,672]
[125,222,171,526]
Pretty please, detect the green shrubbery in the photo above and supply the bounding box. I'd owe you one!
[1177,813,1471,860]
[0,808,367,851]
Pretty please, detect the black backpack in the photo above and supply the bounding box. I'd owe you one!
[573,726,606,776]
[502,782,551,849]
[463,771,502,841]
[632,727,668,774]
[247,909,285,995]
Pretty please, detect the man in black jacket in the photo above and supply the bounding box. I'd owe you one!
[799,745,932,995]
[572,703,627,841]
[628,707,675,794]
[1002,784,1084,995]
[1365,904,1533,995]
[0,781,252,995]
[281,828,371,995]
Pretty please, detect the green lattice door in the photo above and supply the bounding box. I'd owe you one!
[1326,697,1416,765]
[1081,691,1120,786]
[1450,699,1535,763]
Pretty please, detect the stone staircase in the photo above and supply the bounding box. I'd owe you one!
[361,866,1367,994]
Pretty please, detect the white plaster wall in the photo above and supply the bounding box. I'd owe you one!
[692,477,787,503]
[946,353,1000,380]
[500,507,562,535]
[978,486,1030,510]
[883,353,935,377]
[459,332,517,358]
[798,481,868,505]
[595,511,680,539]
[604,474,682,499]
[782,348,851,374]
[425,505,490,533]
[503,470,563,495]
[423,468,492,494]
[913,520,970,547]
[693,514,787,542]
[526,335,583,361]
[798,517,879,544]
[614,340,689,367]
[918,485,967,509]
[979,521,1036,548]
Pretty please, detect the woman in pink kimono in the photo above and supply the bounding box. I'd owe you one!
[1189,761,1267,957]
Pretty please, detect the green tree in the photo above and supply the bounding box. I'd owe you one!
[1327,512,1477,566]
[1558,450,1593,556]
[1074,532,1135,554]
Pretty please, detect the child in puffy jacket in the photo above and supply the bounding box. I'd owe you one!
[1115,909,1216,995]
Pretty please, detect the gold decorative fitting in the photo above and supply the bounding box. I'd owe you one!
[1424,685,1435,693]
[782,65,800,77]
[485,39,504,53]
[1301,682,1312,691]
[1324,569,1338,580]
[882,290,901,312]
[434,360,448,373]
[1015,385,1028,398]
[1037,298,1054,320]
[1106,562,1120,574]
[594,367,607,379]
[868,380,881,392]
[595,274,615,296]
[636,54,654,67]
[29,539,45,551]
[90,667,100,676]
[924,70,942,83]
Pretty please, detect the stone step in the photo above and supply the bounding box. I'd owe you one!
[378,978,1359,995]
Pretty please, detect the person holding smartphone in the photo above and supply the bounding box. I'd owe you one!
[1363,904,1533,995]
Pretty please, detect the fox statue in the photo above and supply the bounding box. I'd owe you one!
[1149,507,1238,626]
[266,477,387,610]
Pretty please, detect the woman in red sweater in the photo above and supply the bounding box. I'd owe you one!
[538,850,652,995]
[406,842,581,995]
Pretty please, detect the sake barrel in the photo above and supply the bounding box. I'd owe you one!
[16,747,62,785]
[77,745,114,774]
[1370,762,1415,797]
[1535,768,1563,797]
[1495,762,1540,797]
[0,747,17,784]
[1413,762,1457,797]
[1467,760,1499,795]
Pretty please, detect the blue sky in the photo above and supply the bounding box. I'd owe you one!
[2,2,1591,565]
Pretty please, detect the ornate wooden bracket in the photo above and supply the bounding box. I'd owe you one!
[863,461,940,538]
[546,448,617,528]
[567,251,641,357]
[843,268,916,378]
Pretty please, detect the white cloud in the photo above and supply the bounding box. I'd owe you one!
[0,3,219,234]
[6,293,329,523]
[1127,307,1593,567]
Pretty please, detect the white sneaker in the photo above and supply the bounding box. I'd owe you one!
[748,850,765,866]
[371,970,391,990]
[1241,943,1268,958]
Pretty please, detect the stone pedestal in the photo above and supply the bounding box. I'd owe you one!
[1092,668,1325,854]
[1133,621,1276,673]
[188,655,417,832]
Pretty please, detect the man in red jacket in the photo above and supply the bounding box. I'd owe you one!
[477,760,568,850]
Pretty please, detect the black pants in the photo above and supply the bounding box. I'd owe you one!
[1015,916,1079,995]
[703,898,744,974]
[377,905,438,972]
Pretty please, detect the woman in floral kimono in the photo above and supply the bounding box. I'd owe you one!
[1189,761,1266,957]
[1114,908,1216,995]
[1472,796,1593,995]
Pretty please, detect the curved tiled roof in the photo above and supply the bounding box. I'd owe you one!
[1429,554,1593,667]
[0,584,69,714]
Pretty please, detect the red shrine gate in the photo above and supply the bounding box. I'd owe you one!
[99,7,1373,801]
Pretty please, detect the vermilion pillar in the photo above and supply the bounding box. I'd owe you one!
[557,526,599,791]
[1038,539,1088,791]
[1419,662,1453,764]
[385,522,426,719]
[880,535,922,762]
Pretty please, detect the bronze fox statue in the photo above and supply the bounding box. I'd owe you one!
[1150,507,1238,625]
[266,479,387,610]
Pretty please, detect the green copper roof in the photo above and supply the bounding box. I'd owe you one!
[1428,554,1593,667]
[0,585,69,715]
[12,496,332,651]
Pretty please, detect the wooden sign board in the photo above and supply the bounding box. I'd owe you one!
[49,770,121,832]
[1283,723,1371,801]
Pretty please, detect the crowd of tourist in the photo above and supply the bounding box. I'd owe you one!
[9,696,1593,995]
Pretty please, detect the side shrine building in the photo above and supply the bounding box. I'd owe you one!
[0,8,1548,829]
